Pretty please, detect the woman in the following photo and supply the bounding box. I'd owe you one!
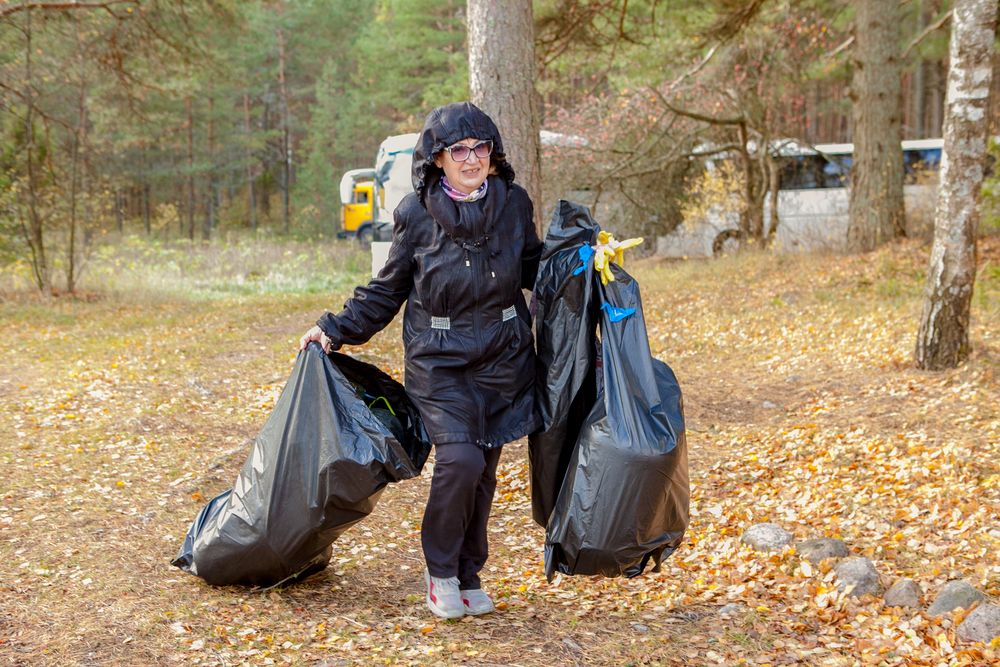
[299,102,543,619]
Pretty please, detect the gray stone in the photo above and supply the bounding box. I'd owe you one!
[762,400,780,410]
[957,604,1000,644]
[719,603,746,616]
[785,375,803,383]
[796,538,849,564]
[883,579,922,608]
[834,557,882,597]
[741,523,793,552]
[630,623,649,633]
[927,580,986,616]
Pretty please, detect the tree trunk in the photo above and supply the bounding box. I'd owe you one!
[243,93,258,233]
[929,60,945,138]
[204,95,215,241]
[764,151,780,247]
[467,0,542,233]
[915,0,997,370]
[185,95,195,241]
[143,181,151,235]
[115,188,123,234]
[277,26,291,234]
[142,148,151,235]
[67,12,87,293]
[847,0,905,251]
[22,8,50,294]
[912,0,928,138]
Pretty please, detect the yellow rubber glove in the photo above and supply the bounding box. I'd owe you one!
[591,231,643,284]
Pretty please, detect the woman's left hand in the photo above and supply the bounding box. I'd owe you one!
[299,325,333,353]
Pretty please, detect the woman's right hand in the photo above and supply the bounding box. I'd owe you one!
[299,325,333,354]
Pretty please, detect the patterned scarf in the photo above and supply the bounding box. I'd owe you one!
[441,175,488,202]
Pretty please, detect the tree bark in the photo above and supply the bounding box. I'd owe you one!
[765,150,780,247]
[185,95,195,240]
[915,0,997,369]
[203,94,215,241]
[467,0,542,233]
[142,148,151,235]
[912,0,927,138]
[67,11,87,293]
[847,0,905,251]
[277,26,291,234]
[243,93,258,233]
[22,8,50,294]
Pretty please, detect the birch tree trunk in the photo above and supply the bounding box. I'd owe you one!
[467,0,542,233]
[915,0,997,369]
[847,0,905,251]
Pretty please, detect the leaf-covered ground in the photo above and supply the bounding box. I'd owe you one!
[1,238,998,666]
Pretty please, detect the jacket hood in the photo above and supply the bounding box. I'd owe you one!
[411,102,516,205]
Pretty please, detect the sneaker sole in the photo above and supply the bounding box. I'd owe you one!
[427,593,465,619]
[462,604,495,616]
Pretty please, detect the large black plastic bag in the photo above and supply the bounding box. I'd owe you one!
[530,200,689,579]
[171,344,432,587]
[528,201,601,526]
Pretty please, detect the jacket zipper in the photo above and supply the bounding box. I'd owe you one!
[468,224,488,446]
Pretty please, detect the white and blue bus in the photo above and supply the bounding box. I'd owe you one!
[656,138,943,257]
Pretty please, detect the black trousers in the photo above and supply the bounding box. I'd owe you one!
[421,443,502,589]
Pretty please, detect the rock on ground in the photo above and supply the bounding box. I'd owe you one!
[883,579,922,608]
[834,557,882,597]
[719,603,746,616]
[740,523,793,552]
[927,580,986,616]
[796,537,849,564]
[957,604,1000,644]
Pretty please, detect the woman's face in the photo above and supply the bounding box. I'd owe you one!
[434,137,490,193]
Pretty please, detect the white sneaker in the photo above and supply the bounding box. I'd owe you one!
[424,569,464,619]
[460,588,495,615]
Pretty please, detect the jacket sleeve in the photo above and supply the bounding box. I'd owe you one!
[316,210,414,349]
[520,195,543,291]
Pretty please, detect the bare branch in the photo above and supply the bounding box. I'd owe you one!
[663,44,718,94]
[903,10,952,58]
[655,93,744,127]
[825,35,854,60]
[0,1,138,19]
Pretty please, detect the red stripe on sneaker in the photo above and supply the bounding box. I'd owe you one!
[429,582,437,604]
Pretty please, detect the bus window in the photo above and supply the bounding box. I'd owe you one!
[904,148,942,183]
[780,155,823,190]
[780,154,851,190]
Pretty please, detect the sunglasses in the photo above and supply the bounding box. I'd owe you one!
[444,140,493,162]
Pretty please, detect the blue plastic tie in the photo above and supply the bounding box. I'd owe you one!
[601,302,635,322]
[572,244,594,276]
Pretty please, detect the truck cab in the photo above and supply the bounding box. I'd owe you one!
[339,168,378,242]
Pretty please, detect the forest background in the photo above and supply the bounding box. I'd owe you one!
[3,0,999,297]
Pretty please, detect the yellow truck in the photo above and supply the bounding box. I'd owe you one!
[338,133,419,244]
[338,169,377,242]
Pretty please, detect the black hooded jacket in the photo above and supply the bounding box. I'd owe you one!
[317,102,543,448]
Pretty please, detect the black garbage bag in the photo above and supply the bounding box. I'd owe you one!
[530,200,689,580]
[171,343,432,587]
[528,201,601,526]
[543,269,689,579]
